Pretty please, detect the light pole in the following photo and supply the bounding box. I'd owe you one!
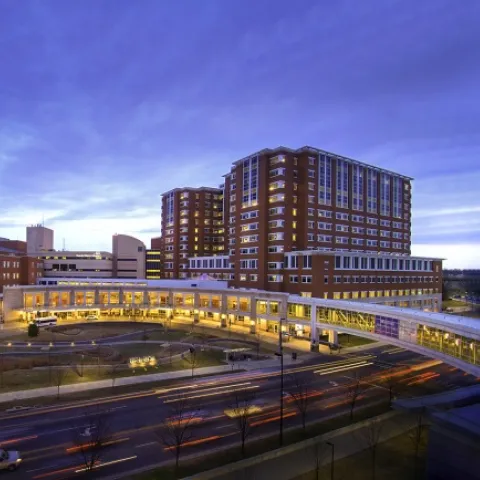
[326,441,335,480]
[279,316,285,446]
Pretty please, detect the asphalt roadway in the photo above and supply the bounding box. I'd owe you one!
[1,345,478,480]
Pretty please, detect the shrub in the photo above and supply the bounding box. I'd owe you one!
[28,323,39,337]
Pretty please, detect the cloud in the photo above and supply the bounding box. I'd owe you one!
[0,1,479,266]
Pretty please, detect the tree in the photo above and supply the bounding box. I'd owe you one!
[28,323,39,337]
[183,347,199,377]
[52,366,70,399]
[383,368,401,406]
[286,373,312,431]
[409,408,427,479]
[158,396,197,478]
[71,406,113,472]
[346,374,362,422]
[358,418,383,480]
[228,391,256,457]
[108,362,122,390]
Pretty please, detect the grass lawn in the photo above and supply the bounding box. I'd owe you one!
[442,299,467,308]
[136,402,392,480]
[293,428,428,480]
[0,348,226,394]
[0,324,151,343]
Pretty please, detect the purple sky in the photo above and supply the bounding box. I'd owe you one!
[1,0,479,267]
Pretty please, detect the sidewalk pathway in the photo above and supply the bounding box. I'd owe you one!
[0,364,234,404]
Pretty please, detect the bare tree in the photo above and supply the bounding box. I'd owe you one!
[382,369,402,406]
[52,366,70,399]
[71,406,113,472]
[158,395,197,478]
[287,373,312,431]
[183,347,199,377]
[254,330,262,359]
[346,374,362,422]
[108,362,122,390]
[409,408,427,479]
[358,418,383,480]
[228,391,256,457]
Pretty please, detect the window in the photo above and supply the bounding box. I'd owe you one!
[240,234,259,243]
[268,245,284,253]
[318,154,332,206]
[301,275,312,283]
[367,217,378,225]
[270,167,286,177]
[336,158,349,208]
[318,222,332,230]
[308,169,315,178]
[268,274,283,282]
[336,212,349,221]
[308,208,315,216]
[352,215,364,223]
[318,209,333,218]
[308,195,315,204]
[289,275,299,283]
[240,210,258,220]
[351,238,364,245]
[269,194,285,203]
[308,182,315,191]
[352,226,365,234]
[268,232,284,241]
[318,235,332,242]
[367,229,378,236]
[269,219,285,229]
[269,207,285,216]
[241,222,259,231]
[303,255,312,269]
[269,181,285,191]
[380,230,391,237]
[335,236,349,244]
[336,224,349,232]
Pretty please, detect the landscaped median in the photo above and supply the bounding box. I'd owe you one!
[96,403,421,480]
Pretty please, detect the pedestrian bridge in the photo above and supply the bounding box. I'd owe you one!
[2,284,479,376]
[287,296,480,377]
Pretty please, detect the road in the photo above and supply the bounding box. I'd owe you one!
[1,346,478,480]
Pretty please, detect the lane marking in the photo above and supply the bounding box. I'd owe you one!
[135,441,157,448]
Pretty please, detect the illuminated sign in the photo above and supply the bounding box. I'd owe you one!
[129,355,157,367]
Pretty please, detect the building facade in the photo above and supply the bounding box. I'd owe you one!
[2,283,478,374]
[0,250,43,294]
[160,146,441,311]
[26,225,54,253]
[145,249,161,279]
[161,187,224,279]
[112,234,146,279]
[36,251,114,278]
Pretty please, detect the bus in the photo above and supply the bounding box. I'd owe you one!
[32,317,57,328]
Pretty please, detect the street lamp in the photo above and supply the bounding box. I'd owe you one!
[326,441,335,480]
[275,316,285,446]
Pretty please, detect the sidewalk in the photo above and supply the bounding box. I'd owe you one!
[0,352,306,404]
[0,364,233,404]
